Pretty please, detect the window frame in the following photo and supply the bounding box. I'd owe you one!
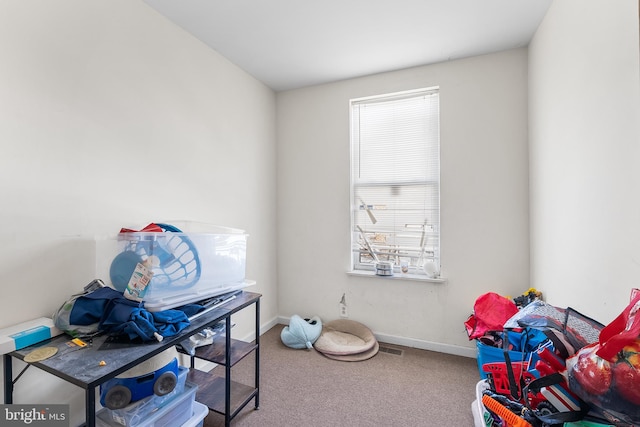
[349,87,442,280]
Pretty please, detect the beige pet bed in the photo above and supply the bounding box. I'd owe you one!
[313,319,379,361]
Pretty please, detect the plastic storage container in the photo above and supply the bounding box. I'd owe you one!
[96,380,197,427]
[99,223,253,311]
[476,340,541,379]
[100,366,189,427]
[183,401,208,427]
[471,379,491,427]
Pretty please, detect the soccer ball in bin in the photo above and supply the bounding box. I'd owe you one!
[100,357,179,410]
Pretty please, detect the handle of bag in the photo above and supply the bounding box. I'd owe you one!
[522,373,590,424]
[596,293,640,361]
[502,330,533,401]
[503,350,522,401]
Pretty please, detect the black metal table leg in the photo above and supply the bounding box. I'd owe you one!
[86,385,95,427]
[4,354,13,404]
[225,315,232,427]
[254,298,260,409]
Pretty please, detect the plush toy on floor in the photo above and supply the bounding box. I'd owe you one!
[280,315,322,349]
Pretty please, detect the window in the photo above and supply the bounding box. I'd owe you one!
[350,87,440,277]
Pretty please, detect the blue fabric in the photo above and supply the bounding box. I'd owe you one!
[68,286,189,342]
[506,328,549,352]
[69,287,128,325]
[99,300,189,341]
[176,303,205,318]
[104,307,157,341]
[151,310,190,336]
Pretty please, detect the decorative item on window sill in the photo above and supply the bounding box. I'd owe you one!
[422,260,440,279]
[375,261,394,277]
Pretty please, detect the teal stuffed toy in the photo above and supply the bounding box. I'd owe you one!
[280,315,322,349]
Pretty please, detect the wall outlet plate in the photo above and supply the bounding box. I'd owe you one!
[339,303,348,318]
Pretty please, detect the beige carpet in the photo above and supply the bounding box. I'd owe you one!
[200,324,479,427]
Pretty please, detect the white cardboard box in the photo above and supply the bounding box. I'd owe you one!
[0,317,62,354]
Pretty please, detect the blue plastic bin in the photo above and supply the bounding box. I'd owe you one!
[476,329,548,379]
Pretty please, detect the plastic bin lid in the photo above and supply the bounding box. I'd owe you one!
[159,221,246,234]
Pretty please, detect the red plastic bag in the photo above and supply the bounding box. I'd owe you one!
[565,289,640,425]
[465,292,519,340]
[597,289,640,361]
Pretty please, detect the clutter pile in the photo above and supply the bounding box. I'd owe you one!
[54,222,248,344]
[467,288,640,427]
[47,221,249,426]
[53,280,191,343]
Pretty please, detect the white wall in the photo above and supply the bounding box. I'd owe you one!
[529,0,640,324]
[276,48,530,356]
[0,1,277,425]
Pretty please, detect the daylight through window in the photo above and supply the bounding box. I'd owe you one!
[350,87,440,276]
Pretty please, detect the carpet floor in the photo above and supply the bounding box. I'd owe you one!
[200,324,480,427]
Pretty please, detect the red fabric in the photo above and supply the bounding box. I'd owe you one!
[465,292,519,340]
[119,223,164,233]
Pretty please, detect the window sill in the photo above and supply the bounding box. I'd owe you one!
[347,270,447,284]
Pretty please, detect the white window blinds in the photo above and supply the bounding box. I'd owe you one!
[350,88,440,275]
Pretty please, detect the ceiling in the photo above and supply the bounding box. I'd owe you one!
[143,0,552,92]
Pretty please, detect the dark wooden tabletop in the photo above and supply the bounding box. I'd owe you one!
[8,291,261,389]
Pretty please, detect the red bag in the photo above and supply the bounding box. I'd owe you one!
[565,289,640,425]
[596,289,640,361]
[465,292,519,340]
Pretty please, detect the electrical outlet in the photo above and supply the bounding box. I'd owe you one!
[339,303,348,318]
[339,293,348,318]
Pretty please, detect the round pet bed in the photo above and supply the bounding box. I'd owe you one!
[314,319,378,361]
[320,341,380,362]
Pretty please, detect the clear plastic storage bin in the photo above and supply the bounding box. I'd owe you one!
[183,401,208,427]
[96,380,197,427]
[99,366,189,427]
[97,223,253,311]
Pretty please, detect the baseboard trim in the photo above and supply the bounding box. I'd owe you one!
[275,316,476,359]
[372,331,476,358]
[239,315,281,342]
[259,316,280,337]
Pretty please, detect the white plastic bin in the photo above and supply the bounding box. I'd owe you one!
[472,379,491,427]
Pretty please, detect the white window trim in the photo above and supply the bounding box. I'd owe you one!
[347,269,447,283]
[349,87,443,281]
